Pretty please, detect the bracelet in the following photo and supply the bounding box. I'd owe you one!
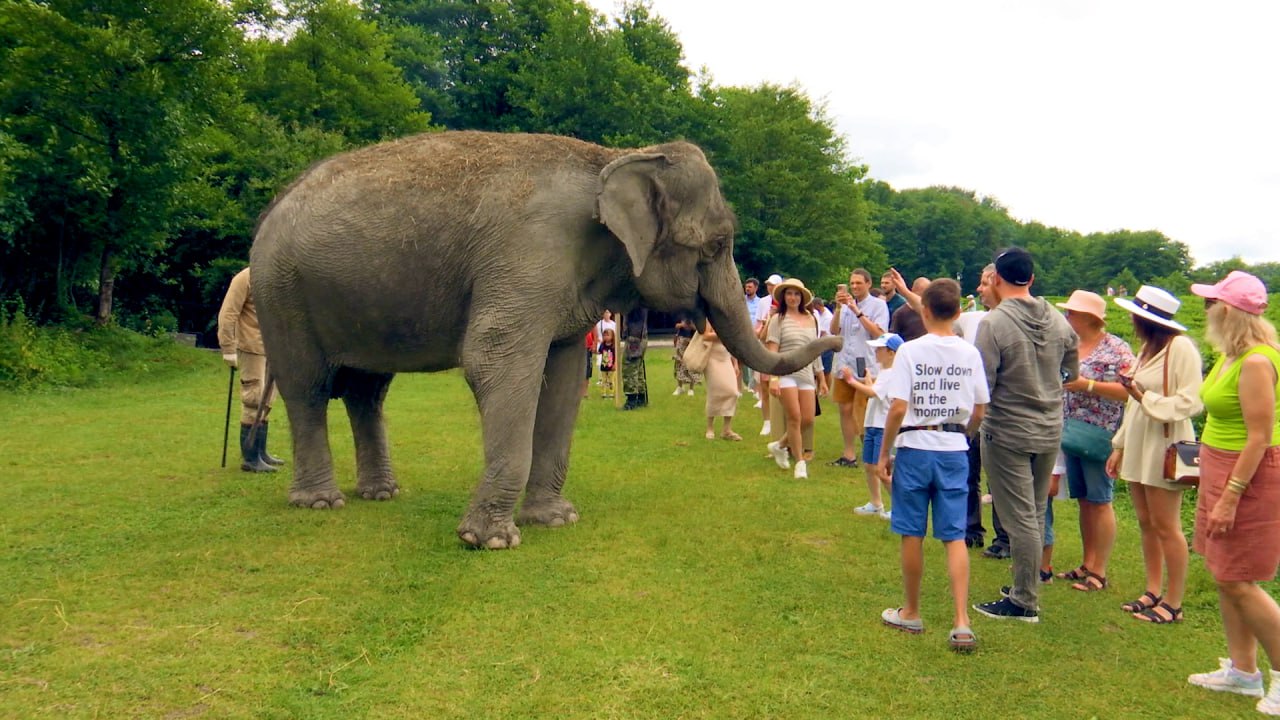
[1227,480,1248,495]
[1086,379,1095,393]
[856,312,864,319]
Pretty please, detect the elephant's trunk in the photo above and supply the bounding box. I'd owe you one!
[698,258,842,375]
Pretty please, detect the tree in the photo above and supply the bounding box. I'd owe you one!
[0,0,240,323]
[691,83,883,291]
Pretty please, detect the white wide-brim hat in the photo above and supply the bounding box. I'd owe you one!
[772,278,813,307]
[1114,285,1186,332]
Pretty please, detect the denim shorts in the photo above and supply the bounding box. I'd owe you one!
[862,426,885,465]
[1065,452,1114,503]
[821,349,834,374]
[889,447,969,541]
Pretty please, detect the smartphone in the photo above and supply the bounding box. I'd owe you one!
[854,356,867,377]
[837,283,848,294]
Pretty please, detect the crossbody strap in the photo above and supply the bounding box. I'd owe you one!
[1162,346,1170,440]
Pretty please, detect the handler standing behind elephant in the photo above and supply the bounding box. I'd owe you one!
[217,268,282,473]
[622,307,649,410]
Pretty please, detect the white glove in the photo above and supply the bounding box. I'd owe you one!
[223,353,238,368]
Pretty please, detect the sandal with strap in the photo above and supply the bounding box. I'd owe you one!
[1071,571,1109,592]
[1056,565,1089,582]
[1121,591,1161,613]
[1134,601,1183,624]
[948,626,977,653]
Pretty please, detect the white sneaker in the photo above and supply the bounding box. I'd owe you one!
[1187,658,1263,697]
[673,387,683,396]
[1259,670,1280,715]
[753,399,763,409]
[767,440,790,469]
[759,420,771,436]
[853,502,883,516]
[794,460,808,479]
[879,509,892,521]
[687,387,696,396]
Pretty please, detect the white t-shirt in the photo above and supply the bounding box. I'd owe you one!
[955,311,987,346]
[755,296,775,326]
[814,306,834,337]
[884,334,989,452]
[595,319,617,339]
[862,364,899,429]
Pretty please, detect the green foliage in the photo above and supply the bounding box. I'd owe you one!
[693,84,882,292]
[0,302,198,390]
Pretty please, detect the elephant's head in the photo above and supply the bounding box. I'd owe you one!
[595,142,842,375]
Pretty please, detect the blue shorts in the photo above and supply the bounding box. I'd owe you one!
[862,427,885,465]
[889,447,969,541]
[1065,452,1114,503]
[820,349,834,374]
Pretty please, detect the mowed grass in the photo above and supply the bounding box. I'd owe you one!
[0,345,1273,719]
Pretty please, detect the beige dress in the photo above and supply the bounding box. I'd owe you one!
[1112,334,1204,490]
[704,341,739,417]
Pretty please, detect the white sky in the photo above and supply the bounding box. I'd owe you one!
[587,0,1280,265]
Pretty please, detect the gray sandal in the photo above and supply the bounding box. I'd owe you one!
[881,607,924,634]
[949,626,977,653]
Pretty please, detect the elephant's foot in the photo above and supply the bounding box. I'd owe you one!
[289,484,346,510]
[456,508,522,550]
[356,475,400,501]
[517,496,579,527]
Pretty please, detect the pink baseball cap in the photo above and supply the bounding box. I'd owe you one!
[1191,270,1269,315]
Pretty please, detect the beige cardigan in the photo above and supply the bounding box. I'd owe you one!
[1112,334,1204,488]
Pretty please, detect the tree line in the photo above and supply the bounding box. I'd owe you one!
[0,0,1266,340]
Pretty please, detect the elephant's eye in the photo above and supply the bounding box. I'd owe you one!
[703,234,729,259]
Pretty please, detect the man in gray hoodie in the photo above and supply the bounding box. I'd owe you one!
[972,247,1079,623]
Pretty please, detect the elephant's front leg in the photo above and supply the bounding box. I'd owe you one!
[456,326,549,549]
[518,340,584,528]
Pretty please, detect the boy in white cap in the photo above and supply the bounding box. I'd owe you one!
[840,332,904,520]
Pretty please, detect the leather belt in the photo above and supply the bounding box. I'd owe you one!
[901,423,968,434]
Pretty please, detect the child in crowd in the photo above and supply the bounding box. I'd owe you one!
[598,328,617,399]
[877,279,989,653]
[1040,451,1066,583]
[840,333,904,520]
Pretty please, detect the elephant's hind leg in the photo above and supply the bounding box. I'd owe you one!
[340,369,399,501]
[518,341,584,528]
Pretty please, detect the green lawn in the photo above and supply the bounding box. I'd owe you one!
[0,345,1273,719]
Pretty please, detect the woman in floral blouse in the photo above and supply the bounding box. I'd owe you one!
[1055,290,1135,593]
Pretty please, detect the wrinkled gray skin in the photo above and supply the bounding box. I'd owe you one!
[251,131,841,549]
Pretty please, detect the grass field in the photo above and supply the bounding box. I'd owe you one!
[0,343,1275,719]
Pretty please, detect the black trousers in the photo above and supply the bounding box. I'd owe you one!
[966,436,1010,547]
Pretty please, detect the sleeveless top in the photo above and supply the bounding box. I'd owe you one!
[1200,345,1280,451]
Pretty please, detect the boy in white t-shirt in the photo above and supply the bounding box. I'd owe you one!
[839,333,903,520]
[877,279,989,653]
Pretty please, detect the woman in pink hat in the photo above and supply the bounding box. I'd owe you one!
[1054,290,1135,593]
[1186,271,1280,713]
[1107,285,1203,624]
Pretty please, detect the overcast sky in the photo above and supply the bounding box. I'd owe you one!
[586,0,1280,265]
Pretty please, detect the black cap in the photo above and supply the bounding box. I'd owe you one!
[994,247,1033,286]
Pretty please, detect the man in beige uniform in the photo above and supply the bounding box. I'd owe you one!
[218,267,282,473]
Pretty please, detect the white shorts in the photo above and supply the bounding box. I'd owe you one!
[777,375,816,391]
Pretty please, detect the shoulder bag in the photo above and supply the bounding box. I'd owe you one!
[1061,417,1114,462]
[682,332,711,374]
[1160,347,1201,485]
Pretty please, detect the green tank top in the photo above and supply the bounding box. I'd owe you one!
[1199,345,1280,451]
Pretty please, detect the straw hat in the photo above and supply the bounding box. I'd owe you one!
[772,278,813,307]
[1055,290,1107,322]
[1114,285,1186,332]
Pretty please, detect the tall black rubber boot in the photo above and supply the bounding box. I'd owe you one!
[240,424,277,473]
[258,421,285,466]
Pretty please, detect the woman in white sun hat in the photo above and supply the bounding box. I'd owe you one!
[1107,285,1204,624]
[764,278,828,479]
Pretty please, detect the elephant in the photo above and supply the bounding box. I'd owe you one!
[250,131,842,549]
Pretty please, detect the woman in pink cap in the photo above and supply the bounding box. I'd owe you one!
[1186,271,1280,714]
[1054,290,1135,593]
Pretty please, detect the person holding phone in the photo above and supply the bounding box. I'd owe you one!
[829,269,890,467]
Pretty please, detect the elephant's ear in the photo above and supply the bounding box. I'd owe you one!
[595,152,670,277]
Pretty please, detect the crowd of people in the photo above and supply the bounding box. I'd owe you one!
[609,251,1280,713]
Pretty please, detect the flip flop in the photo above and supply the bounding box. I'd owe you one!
[720,431,743,441]
[881,607,924,634]
[949,626,977,653]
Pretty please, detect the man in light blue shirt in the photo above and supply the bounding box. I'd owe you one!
[829,268,889,466]
[742,277,763,395]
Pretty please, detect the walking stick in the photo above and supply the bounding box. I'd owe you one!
[221,365,236,468]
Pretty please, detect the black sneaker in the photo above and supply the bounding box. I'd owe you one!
[973,596,1039,623]
[965,536,985,549]
[981,544,1011,560]
[827,456,859,468]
